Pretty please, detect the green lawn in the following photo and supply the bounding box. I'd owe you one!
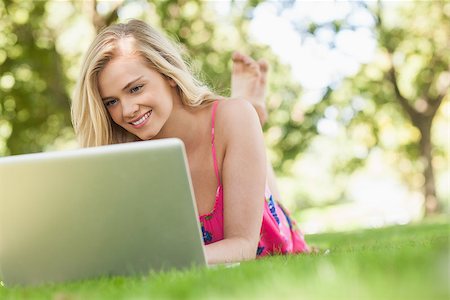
[1,220,448,300]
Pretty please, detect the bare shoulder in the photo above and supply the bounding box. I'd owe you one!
[214,99,262,144]
[215,99,259,127]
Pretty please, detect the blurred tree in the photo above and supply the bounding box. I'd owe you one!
[355,1,450,215]
[0,0,71,155]
[257,1,449,213]
[326,1,449,216]
[376,2,448,216]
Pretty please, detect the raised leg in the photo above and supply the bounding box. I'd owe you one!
[230,51,281,200]
[231,51,269,126]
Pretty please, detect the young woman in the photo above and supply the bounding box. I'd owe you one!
[71,19,310,265]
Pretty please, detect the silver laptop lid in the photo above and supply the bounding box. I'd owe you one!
[0,138,206,286]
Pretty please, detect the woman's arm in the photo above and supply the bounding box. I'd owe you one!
[205,99,267,265]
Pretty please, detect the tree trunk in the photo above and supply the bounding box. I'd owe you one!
[416,118,440,216]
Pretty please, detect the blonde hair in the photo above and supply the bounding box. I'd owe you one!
[71,19,219,147]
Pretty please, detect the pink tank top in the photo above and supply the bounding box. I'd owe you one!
[198,101,310,256]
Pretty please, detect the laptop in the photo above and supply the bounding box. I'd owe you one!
[0,138,206,287]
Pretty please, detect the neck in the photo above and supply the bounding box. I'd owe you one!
[153,100,202,152]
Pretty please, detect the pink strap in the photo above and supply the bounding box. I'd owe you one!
[211,101,221,186]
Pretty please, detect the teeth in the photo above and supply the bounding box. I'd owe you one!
[132,111,151,125]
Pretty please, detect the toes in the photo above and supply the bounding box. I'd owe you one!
[243,55,259,74]
[249,61,261,75]
[258,59,269,74]
[232,52,260,76]
[257,59,268,85]
[232,51,246,74]
[232,51,255,66]
[242,54,257,67]
[232,51,245,62]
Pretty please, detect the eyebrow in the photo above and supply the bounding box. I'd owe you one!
[122,76,143,91]
[101,76,143,101]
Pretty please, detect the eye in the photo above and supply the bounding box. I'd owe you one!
[104,99,118,107]
[130,85,143,94]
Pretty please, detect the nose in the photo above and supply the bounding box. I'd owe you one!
[122,100,139,119]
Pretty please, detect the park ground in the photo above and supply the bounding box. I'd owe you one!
[0,218,448,300]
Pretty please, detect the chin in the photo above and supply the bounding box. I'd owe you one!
[130,124,162,141]
[136,132,156,141]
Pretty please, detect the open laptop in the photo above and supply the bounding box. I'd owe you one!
[0,138,206,287]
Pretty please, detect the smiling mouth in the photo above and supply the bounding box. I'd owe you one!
[130,110,152,127]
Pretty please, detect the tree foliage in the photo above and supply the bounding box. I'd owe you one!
[0,0,71,155]
[323,1,449,215]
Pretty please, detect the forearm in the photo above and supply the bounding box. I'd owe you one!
[205,237,258,265]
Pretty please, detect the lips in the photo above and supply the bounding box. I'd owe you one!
[129,110,152,128]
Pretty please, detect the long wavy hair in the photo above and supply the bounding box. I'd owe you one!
[71,19,219,147]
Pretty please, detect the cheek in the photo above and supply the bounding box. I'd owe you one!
[107,107,122,123]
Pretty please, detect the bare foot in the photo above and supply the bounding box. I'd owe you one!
[231,51,268,125]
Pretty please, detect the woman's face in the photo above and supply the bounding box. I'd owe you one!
[98,54,177,140]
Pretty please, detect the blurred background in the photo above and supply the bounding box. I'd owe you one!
[0,0,448,234]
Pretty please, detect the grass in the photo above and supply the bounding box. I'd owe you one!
[1,220,448,300]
